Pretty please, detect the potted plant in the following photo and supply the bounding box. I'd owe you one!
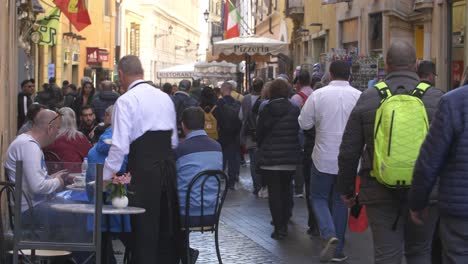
[106,173,131,208]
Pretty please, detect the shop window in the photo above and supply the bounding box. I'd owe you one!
[341,19,359,50]
[104,0,111,17]
[369,13,383,52]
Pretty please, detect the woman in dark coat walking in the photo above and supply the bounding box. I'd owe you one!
[256,79,301,240]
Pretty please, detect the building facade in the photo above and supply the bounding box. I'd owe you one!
[287,0,460,91]
[120,0,201,84]
[0,0,19,172]
[254,0,291,80]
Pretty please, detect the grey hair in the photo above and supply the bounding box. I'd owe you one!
[105,105,114,116]
[221,81,234,90]
[118,55,144,76]
[386,41,416,69]
[58,107,84,141]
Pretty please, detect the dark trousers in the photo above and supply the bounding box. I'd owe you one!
[294,164,304,195]
[222,142,241,187]
[366,203,438,264]
[264,170,294,229]
[128,183,179,264]
[303,156,318,230]
[439,216,468,264]
[248,148,262,191]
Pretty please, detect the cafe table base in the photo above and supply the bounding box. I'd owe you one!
[50,203,146,264]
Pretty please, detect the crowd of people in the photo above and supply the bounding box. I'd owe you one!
[6,40,468,264]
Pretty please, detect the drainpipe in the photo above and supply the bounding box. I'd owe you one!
[447,0,453,90]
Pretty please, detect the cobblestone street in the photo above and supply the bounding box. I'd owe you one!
[114,164,374,263]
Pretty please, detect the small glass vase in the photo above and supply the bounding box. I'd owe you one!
[111,196,128,208]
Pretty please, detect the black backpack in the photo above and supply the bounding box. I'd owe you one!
[244,97,262,141]
[221,100,241,134]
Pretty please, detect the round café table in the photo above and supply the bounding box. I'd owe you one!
[50,203,145,264]
[50,203,145,215]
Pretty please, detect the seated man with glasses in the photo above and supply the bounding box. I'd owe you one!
[5,109,67,233]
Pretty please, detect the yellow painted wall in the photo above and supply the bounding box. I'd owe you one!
[303,0,337,51]
[415,26,424,60]
[36,0,115,86]
[77,0,116,83]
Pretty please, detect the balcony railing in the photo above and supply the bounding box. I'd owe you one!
[286,0,304,20]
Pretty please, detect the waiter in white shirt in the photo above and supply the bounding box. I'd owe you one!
[104,55,180,264]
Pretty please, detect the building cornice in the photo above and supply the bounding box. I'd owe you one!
[140,3,200,35]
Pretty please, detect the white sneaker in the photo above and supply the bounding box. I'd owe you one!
[259,187,268,198]
[320,237,339,262]
[234,182,241,190]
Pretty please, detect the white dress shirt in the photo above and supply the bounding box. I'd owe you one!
[298,80,361,174]
[103,80,178,180]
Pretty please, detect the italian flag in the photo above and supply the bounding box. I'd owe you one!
[224,0,240,39]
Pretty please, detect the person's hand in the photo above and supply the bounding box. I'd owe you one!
[341,194,356,208]
[51,169,68,186]
[89,127,96,141]
[410,208,428,225]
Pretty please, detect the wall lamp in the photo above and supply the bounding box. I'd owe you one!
[204,10,209,23]
[155,25,173,39]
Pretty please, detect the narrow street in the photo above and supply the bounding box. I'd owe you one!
[115,165,374,264]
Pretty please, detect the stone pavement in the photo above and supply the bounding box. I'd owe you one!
[114,165,375,263]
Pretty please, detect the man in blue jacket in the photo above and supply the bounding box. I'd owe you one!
[175,107,223,263]
[409,86,468,263]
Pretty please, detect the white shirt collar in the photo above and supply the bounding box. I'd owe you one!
[128,79,146,91]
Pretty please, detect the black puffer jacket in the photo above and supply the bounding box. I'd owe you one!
[337,71,444,204]
[257,98,301,167]
[91,91,119,122]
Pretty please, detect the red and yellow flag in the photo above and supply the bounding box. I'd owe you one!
[53,0,91,31]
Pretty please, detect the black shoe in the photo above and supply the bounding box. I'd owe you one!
[278,226,288,237]
[307,226,320,237]
[271,230,284,240]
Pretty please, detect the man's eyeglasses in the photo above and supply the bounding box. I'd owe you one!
[48,112,62,126]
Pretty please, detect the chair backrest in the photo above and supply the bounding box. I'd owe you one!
[43,151,61,162]
[185,170,228,232]
[0,181,15,263]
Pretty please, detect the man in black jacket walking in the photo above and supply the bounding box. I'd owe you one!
[17,79,34,130]
[91,80,119,123]
[337,41,443,264]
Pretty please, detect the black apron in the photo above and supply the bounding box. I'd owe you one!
[126,130,180,264]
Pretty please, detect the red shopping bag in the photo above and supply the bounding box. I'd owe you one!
[348,176,368,232]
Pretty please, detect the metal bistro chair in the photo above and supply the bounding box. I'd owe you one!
[0,173,74,263]
[184,170,228,264]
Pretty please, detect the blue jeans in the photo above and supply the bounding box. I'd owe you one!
[310,162,348,254]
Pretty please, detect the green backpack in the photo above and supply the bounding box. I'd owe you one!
[371,81,431,188]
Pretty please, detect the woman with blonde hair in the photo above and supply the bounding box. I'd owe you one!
[43,107,92,163]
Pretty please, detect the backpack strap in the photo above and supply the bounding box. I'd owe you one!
[374,81,392,99]
[411,82,431,99]
[209,105,217,114]
[297,92,308,103]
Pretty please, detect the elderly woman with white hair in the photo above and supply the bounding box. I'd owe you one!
[43,107,92,163]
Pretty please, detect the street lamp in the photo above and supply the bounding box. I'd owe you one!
[204,9,209,23]
[155,25,173,39]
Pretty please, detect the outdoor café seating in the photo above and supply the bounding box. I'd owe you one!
[183,170,228,264]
